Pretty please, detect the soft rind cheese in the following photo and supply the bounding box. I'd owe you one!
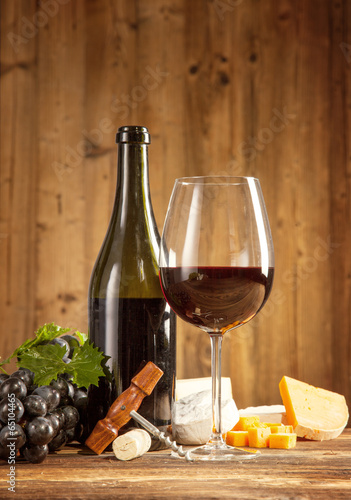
[279,376,349,441]
[175,377,232,401]
[172,390,239,445]
[239,405,286,423]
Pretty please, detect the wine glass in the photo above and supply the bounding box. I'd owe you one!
[159,176,274,461]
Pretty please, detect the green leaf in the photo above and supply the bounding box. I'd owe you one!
[0,323,108,389]
[19,344,68,386]
[0,323,69,369]
[68,341,105,388]
[18,341,106,389]
[74,330,88,345]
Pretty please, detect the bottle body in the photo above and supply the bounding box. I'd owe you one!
[87,126,176,439]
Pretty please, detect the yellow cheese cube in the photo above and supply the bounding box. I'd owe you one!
[233,416,260,431]
[262,422,283,429]
[226,431,249,447]
[248,427,271,448]
[269,433,297,449]
[269,424,293,434]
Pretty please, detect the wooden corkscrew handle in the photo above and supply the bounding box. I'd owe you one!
[85,361,163,454]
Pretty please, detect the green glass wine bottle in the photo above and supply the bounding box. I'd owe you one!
[87,126,176,442]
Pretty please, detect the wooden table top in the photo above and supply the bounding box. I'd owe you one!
[1,429,350,499]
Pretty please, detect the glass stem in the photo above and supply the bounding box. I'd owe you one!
[210,333,224,447]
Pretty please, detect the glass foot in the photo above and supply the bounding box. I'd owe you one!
[172,443,260,462]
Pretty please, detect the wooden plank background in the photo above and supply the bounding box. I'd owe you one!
[0,0,350,417]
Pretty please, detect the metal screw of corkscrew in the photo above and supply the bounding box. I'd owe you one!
[130,410,194,462]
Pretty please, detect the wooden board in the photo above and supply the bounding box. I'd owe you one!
[1,430,350,499]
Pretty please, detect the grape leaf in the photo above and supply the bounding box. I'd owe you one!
[74,330,88,345]
[0,323,108,389]
[0,323,69,370]
[68,341,106,388]
[18,344,69,386]
[18,341,105,389]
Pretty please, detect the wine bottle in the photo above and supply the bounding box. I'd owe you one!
[87,126,176,442]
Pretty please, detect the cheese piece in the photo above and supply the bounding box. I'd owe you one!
[112,429,151,461]
[226,430,249,447]
[239,405,286,423]
[279,376,349,440]
[269,424,293,434]
[248,427,271,448]
[172,390,239,445]
[175,377,232,401]
[268,433,297,449]
[233,415,260,431]
[261,422,283,429]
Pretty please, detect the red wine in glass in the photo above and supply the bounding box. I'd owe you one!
[160,266,274,333]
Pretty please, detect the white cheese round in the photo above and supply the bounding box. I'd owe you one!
[172,390,239,445]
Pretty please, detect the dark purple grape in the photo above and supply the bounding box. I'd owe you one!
[59,395,73,407]
[50,377,70,398]
[49,338,70,357]
[23,395,47,417]
[0,424,26,449]
[61,405,79,430]
[22,443,48,464]
[73,389,88,412]
[0,397,24,424]
[11,368,34,387]
[27,384,38,395]
[48,429,67,451]
[65,426,75,443]
[74,423,83,442]
[32,386,60,411]
[60,335,80,358]
[25,417,55,446]
[67,382,75,400]
[48,408,65,430]
[46,413,60,436]
[0,377,27,400]
[0,374,9,384]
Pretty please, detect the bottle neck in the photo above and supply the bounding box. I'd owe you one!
[114,142,160,254]
[115,143,151,219]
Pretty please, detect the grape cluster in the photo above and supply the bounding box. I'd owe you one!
[0,336,88,464]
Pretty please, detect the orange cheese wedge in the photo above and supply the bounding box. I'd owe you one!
[279,376,349,441]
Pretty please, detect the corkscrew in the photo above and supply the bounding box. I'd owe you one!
[85,361,164,455]
[130,410,194,462]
